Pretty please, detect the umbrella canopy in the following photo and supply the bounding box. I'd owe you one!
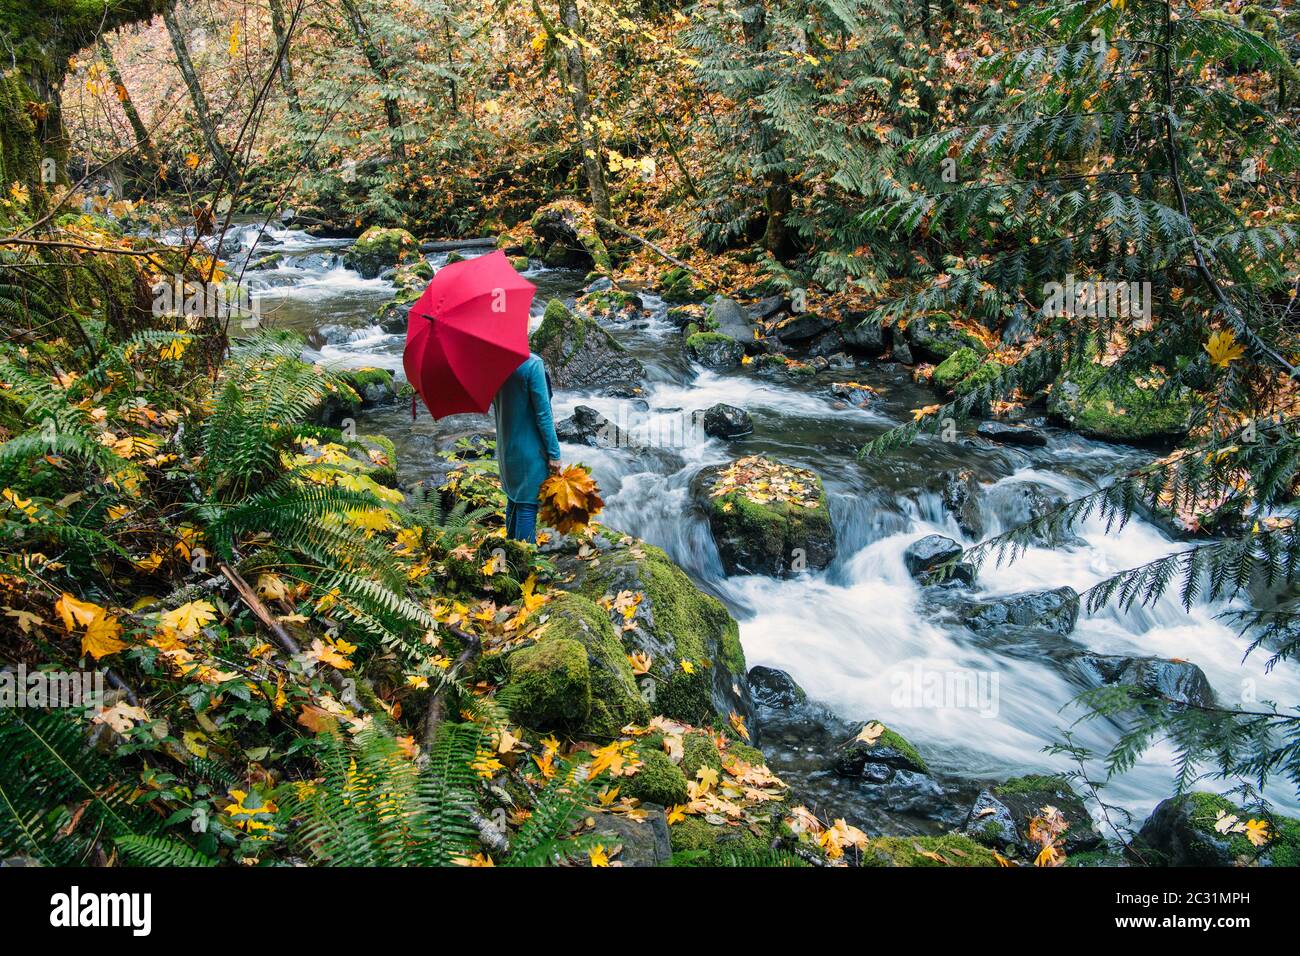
[403,250,537,419]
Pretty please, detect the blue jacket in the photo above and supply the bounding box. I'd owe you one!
[492,353,562,504]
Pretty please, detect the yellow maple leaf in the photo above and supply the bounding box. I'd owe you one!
[588,844,610,867]
[1205,329,1246,368]
[55,593,102,631]
[82,611,127,659]
[1244,818,1271,847]
[160,600,217,637]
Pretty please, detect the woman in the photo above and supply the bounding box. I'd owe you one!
[493,352,562,543]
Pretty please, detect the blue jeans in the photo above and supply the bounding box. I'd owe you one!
[505,500,538,543]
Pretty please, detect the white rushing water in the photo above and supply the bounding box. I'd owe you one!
[224,223,1300,822]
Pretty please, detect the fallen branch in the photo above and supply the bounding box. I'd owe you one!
[593,215,702,277]
[422,626,481,751]
[418,238,497,253]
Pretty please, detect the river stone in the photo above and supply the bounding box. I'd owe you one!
[903,535,963,578]
[1070,653,1215,708]
[530,298,645,394]
[842,314,887,353]
[983,482,1086,549]
[708,297,755,341]
[344,226,417,279]
[827,382,878,410]
[775,311,836,344]
[833,722,929,777]
[555,405,626,448]
[976,420,1048,447]
[892,337,914,364]
[701,403,753,440]
[685,332,745,370]
[961,775,1103,860]
[906,312,987,363]
[961,586,1080,636]
[939,469,984,539]
[588,807,673,866]
[1134,792,1300,867]
[693,458,836,578]
[748,665,807,709]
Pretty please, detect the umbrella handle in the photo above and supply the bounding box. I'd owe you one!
[411,392,418,421]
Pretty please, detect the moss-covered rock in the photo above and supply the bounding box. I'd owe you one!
[530,298,644,393]
[932,347,1004,398]
[859,833,1000,867]
[344,226,417,279]
[536,592,649,738]
[557,537,751,726]
[623,747,689,806]
[833,722,928,777]
[530,200,612,271]
[340,367,396,406]
[693,457,836,578]
[906,312,988,362]
[961,773,1103,859]
[504,638,591,734]
[685,331,744,370]
[1047,361,1194,443]
[659,266,710,304]
[681,731,724,779]
[668,814,780,865]
[1135,791,1300,867]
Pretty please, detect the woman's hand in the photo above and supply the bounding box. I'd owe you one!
[548,459,562,473]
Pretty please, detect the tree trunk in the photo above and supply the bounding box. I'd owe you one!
[97,36,161,168]
[338,0,406,164]
[741,3,792,258]
[162,5,233,172]
[558,0,610,218]
[267,0,304,115]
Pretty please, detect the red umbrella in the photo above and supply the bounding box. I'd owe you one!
[402,250,537,419]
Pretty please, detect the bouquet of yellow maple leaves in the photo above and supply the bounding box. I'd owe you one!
[539,464,604,534]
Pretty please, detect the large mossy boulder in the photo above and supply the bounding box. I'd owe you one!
[1047,361,1195,443]
[504,592,648,739]
[344,226,417,279]
[530,200,612,271]
[504,638,592,733]
[555,536,751,726]
[1134,792,1300,867]
[659,266,710,304]
[693,456,836,578]
[530,298,645,394]
[961,774,1104,860]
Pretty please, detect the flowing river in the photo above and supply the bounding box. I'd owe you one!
[224,222,1300,827]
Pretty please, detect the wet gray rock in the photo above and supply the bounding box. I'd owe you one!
[976,420,1048,447]
[827,382,878,410]
[748,665,807,709]
[776,311,836,344]
[1071,653,1215,708]
[555,405,626,448]
[892,338,914,364]
[962,587,1080,636]
[700,403,753,440]
[939,469,984,539]
[842,314,887,353]
[1133,793,1299,867]
[903,535,964,578]
[747,295,788,322]
[983,482,1086,549]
